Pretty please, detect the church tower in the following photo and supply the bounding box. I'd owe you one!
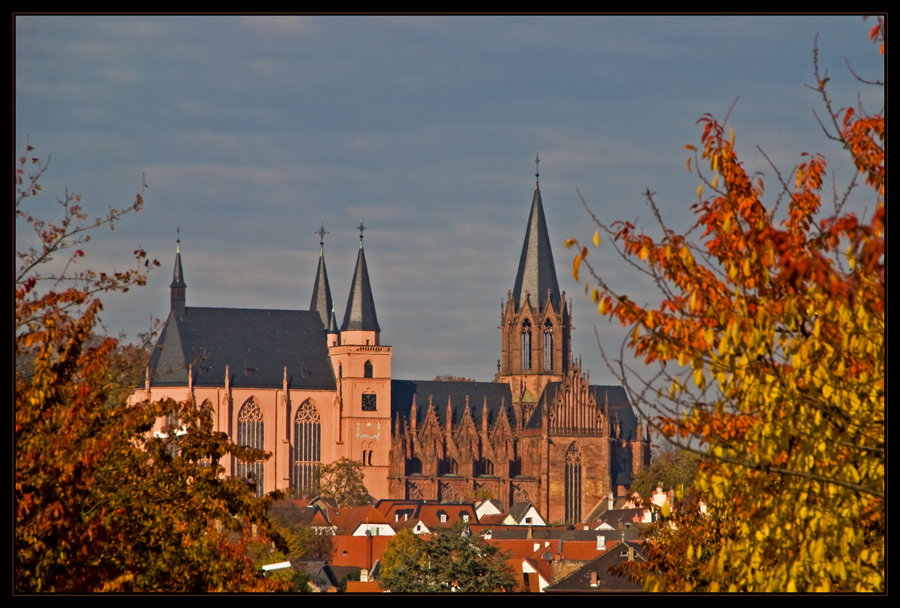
[498,158,572,414]
[329,222,392,498]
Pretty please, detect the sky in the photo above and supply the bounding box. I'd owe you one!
[15,15,883,388]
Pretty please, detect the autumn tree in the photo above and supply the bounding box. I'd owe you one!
[630,444,700,501]
[569,25,883,592]
[15,145,287,592]
[379,526,517,593]
[318,457,373,507]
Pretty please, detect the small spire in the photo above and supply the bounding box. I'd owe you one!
[170,228,186,316]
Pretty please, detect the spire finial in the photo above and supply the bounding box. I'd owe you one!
[535,153,540,184]
[316,224,329,252]
[176,226,180,252]
[357,220,366,248]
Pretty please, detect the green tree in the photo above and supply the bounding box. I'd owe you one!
[569,26,883,592]
[380,526,517,593]
[318,457,373,507]
[630,444,700,501]
[15,145,287,592]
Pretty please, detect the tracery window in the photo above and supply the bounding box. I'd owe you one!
[543,318,554,371]
[236,398,265,497]
[565,443,583,524]
[364,360,373,378]
[439,458,459,476]
[521,320,532,371]
[293,401,321,498]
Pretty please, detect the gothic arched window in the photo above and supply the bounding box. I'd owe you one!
[293,401,321,498]
[521,320,532,371]
[543,318,554,371]
[565,443,583,524]
[236,398,265,497]
[364,360,373,378]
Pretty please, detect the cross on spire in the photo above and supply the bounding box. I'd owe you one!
[357,220,366,248]
[535,153,540,181]
[316,224,329,250]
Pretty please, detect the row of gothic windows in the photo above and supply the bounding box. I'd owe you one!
[233,398,324,498]
[520,319,555,372]
[404,457,509,477]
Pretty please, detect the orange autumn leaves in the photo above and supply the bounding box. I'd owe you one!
[570,29,883,592]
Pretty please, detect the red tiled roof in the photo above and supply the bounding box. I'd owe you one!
[329,535,392,569]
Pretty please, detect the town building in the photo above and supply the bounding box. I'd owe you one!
[130,166,651,524]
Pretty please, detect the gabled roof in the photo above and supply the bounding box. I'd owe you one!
[543,541,646,593]
[148,307,336,390]
[391,380,515,428]
[341,245,380,332]
[310,247,334,331]
[512,182,560,313]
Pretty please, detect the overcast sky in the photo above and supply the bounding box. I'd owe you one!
[15,16,883,386]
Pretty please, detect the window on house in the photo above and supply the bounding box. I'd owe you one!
[362,394,377,411]
[364,360,373,378]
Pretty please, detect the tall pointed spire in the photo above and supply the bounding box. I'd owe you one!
[170,227,186,316]
[310,224,334,331]
[512,155,560,312]
[341,221,381,332]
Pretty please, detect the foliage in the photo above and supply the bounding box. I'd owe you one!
[433,374,477,382]
[569,28,883,592]
[469,485,495,503]
[380,526,517,593]
[318,457,373,507]
[289,569,313,593]
[630,444,700,501]
[337,569,361,592]
[277,522,334,562]
[15,146,286,592]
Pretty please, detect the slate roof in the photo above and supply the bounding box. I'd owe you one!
[512,183,561,313]
[148,307,336,390]
[391,380,516,427]
[543,541,646,592]
[341,245,380,332]
[310,247,334,331]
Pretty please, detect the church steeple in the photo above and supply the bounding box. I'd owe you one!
[340,221,381,336]
[512,155,560,313]
[498,158,570,400]
[170,229,186,317]
[310,224,334,331]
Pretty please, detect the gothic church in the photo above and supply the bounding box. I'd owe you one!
[132,170,651,524]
